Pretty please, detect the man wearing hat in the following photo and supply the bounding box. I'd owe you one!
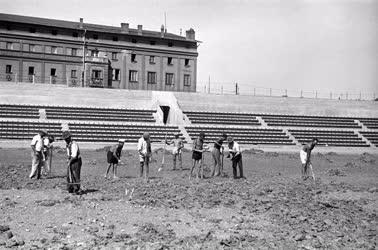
[104,139,125,179]
[227,137,245,179]
[62,131,83,194]
[165,132,184,170]
[211,133,227,177]
[29,129,48,179]
[137,132,152,181]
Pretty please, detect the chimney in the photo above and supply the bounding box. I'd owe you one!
[186,28,195,40]
[79,18,83,29]
[121,23,129,33]
[137,25,143,35]
[160,25,165,38]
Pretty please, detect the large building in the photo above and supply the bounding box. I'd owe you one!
[0,13,199,92]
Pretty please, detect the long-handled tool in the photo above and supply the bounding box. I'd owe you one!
[308,163,316,182]
[158,132,168,172]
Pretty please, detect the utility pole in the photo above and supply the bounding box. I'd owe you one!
[82,29,87,87]
[208,76,210,94]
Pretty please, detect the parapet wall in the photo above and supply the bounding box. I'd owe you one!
[175,92,378,118]
[0,82,153,109]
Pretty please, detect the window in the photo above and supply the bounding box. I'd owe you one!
[5,65,12,74]
[131,54,136,62]
[91,70,102,79]
[129,70,138,82]
[71,70,77,78]
[28,67,34,75]
[184,74,191,86]
[112,69,120,81]
[112,52,118,60]
[50,68,56,76]
[165,73,174,85]
[51,46,58,54]
[6,42,13,50]
[93,34,98,40]
[167,57,173,65]
[91,50,99,57]
[185,59,190,67]
[52,30,58,35]
[71,48,77,56]
[147,72,157,84]
[29,27,36,33]
[149,56,155,64]
[150,41,156,45]
[112,36,118,42]
[168,42,173,47]
[72,32,78,38]
[131,39,137,43]
[29,44,35,52]
[45,46,51,54]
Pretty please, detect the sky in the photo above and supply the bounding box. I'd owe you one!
[2,0,377,95]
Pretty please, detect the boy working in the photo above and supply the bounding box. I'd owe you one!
[189,132,209,179]
[166,132,184,170]
[211,133,227,177]
[300,138,318,181]
[105,139,125,179]
[138,132,152,182]
[227,137,245,179]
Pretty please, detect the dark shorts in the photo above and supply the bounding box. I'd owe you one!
[192,151,202,161]
[107,151,119,164]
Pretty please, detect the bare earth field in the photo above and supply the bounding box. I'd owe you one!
[0,147,377,249]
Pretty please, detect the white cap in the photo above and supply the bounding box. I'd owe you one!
[118,139,126,143]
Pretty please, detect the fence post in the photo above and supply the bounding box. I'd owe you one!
[32,75,35,84]
[49,76,52,84]
[15,73,18,83]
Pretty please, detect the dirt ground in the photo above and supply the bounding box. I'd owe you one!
[0,146,377,249]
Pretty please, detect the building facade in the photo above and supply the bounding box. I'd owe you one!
[0,13,198,92]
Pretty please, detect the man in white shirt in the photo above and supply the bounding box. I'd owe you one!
[137,132,152,182]
[227,137,245,179]
[63,131,83,194]
[29,129,47,179]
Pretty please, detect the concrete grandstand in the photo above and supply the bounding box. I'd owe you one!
[0,82,377,152]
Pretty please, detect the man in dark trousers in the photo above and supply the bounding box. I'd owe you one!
[63,131,83,194]
[211,133,227,177]
[227,137,245,179]
[138,132,152,182]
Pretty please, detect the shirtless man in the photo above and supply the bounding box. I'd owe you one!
[300,138,318,180]
[166,132,184,170]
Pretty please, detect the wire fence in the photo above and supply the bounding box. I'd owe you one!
[1,73,376,101]
[197,81,377,101]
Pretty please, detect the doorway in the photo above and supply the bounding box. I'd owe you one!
[160,106,170,124]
